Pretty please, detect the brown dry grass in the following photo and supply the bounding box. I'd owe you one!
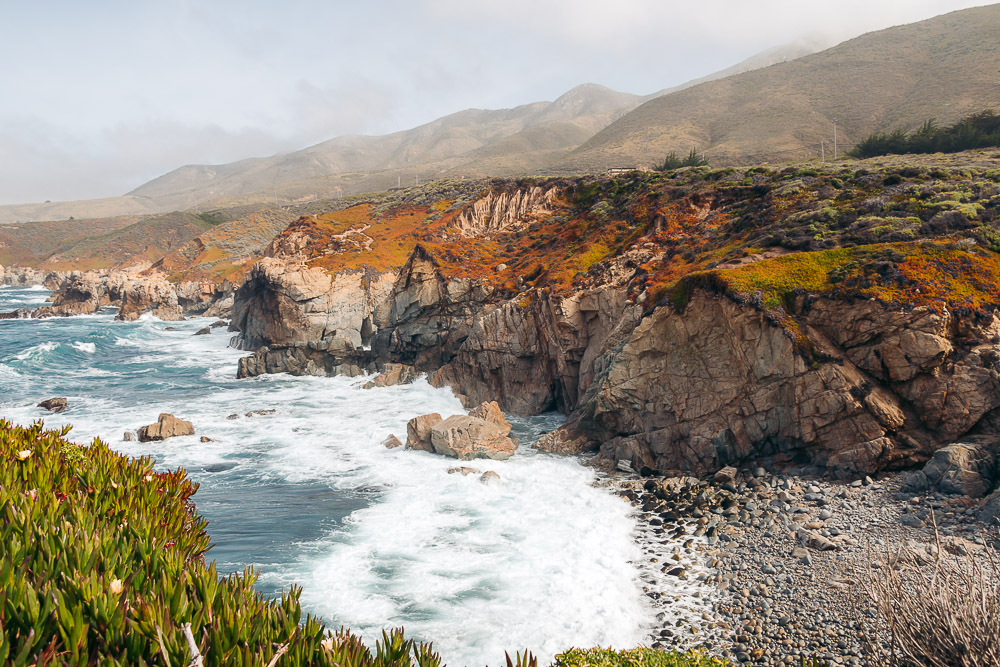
[859,517,1000,666]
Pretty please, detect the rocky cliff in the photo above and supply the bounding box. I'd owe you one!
[1,265,234,321]
[230,155,1000,481]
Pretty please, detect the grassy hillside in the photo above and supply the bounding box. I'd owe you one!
[126,85,643,213]
[561,4,1000,171]
[0,217,139,267]
[32,212,225,272]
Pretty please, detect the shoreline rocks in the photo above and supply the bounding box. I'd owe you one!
[403,402,518,461]
[37,397,68,413]
[1,266,235,321]
[137,413,195,442]
[615,464,1000,664]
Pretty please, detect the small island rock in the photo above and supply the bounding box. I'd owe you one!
[38,397,68,413]
[138,413,195,442]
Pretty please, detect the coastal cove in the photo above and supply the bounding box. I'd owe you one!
[0,285,658,665]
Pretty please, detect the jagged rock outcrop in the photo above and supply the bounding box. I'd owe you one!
[1,265,74,287]
[229,257,394,349]
[14,267,235,321]
[362,363,418,389]
[405,413,442,452]
[429,415,518,460]
[450,186,556,238]
[37,398,68,413]
[32,272,115,317]
[118,275,184,321]
[542,289,1000,477]
[236,337,371,379]
[225,177,1000,482]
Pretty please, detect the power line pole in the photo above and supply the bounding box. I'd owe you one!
[833,120,838,160]
[821,141,825,163]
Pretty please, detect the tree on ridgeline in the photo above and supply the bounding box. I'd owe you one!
[850,110,1000,158]
[657,148,709,171]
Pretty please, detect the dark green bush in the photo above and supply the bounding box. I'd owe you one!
[851,110,1000,158]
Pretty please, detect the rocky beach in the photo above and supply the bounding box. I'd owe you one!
[614,462,999,665]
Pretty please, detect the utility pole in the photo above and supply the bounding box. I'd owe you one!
[397,175,401,188]
[821,141,825,163]
[833,120,838,160]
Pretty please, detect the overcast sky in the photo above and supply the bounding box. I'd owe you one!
[0,0,991,205]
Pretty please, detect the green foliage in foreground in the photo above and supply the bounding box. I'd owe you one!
[0,419,442,666]
[553,647,728,667]
[850,109,1000,158]
[0,419,730,666]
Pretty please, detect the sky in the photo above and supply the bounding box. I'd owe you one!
[0,0,992,205]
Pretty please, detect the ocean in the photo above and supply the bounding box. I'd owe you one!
[0,285,656,665]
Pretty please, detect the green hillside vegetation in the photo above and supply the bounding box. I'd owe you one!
[0,419,725,666]
[560,5,1000,171]
[850,110,1000,158]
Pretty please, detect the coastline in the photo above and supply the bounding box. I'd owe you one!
[614,465,995,665]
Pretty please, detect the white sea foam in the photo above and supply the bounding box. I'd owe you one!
[0,315,668,666]
[71,341,96,354]
[15,341,58,359]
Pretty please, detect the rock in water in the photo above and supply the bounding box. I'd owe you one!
[383,434,403,449]
[362,363,418,389]
[467,401,512,435]
[405,413,442,452]
[429,415,518,461]
[123,431,135,442]
[448,466,481,476]
[194,327,211,336]
[137,413,195,442]
[480,471,502,485]
[37,397,68,413]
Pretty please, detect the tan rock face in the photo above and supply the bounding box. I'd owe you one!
[467,401,511,436]
[362,363,418,389]
[137,413,195,442]
[429,415,518,461]
[118,275,183,321]
[26,269,233,321]
[405,413,442,452]
[450,187,556,238]
[549,289,1000,477]
[230,257,394,349]
[230,238,1000,479]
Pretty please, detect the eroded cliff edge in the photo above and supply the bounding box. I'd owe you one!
[227,157,1000,478]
